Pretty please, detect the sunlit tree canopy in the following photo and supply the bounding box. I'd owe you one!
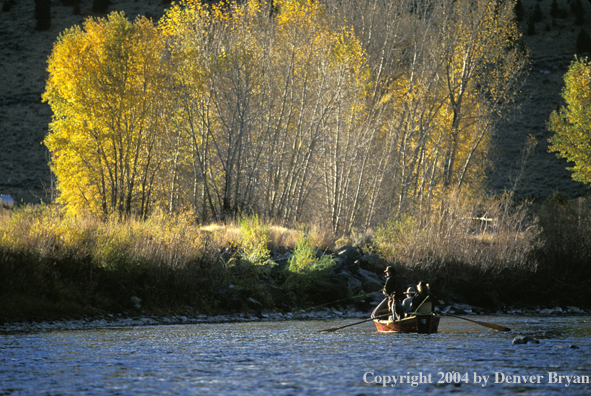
[43,0,528,231]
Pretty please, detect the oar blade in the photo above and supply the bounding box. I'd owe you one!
[474,320,511,332]
[444,313,511,332]
[318,316,384,333]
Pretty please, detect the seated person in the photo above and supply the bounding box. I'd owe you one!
[410,281,434,313]
[401,286,416,317]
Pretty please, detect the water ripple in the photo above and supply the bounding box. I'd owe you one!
[1,316,591,395]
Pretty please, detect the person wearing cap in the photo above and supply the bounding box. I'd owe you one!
[410,280,434,313]
[401,286,416,317]
[371,266,404,319]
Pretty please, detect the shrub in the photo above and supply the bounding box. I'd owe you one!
[282,231,336,307]
[238,214,271,265]
[0,205,229,318]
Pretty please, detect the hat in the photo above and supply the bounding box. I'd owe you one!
[405,287,416,295]
[384,266,395,273]
[417,280,427,287]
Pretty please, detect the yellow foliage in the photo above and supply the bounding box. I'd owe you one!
[43,12,170,217]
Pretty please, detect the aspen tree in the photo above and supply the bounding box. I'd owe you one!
[43,13,170,217]
[548,57,591,185]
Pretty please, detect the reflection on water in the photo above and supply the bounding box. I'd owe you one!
[1,316,591,395]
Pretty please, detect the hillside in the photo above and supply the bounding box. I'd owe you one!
[0,0,589,207]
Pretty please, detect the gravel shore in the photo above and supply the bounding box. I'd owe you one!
[1,304,589,334]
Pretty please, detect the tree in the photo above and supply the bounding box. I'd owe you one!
[548,57,591,185]
[43,12,170,217]
[576,29,591,54]
[34,0,51,31]
[160,0,373,229]
[42,0,529,231]
[433,0,527,192]
[92,0,110,14]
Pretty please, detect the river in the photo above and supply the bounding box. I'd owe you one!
[1,316,591,395]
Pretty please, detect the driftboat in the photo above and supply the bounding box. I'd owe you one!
[374,313,441,333]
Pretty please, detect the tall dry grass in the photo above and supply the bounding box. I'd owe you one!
[4,191,587,318]
[0,206,229,317]
[534,193,591,304]
[0,205,338,318]
[373,191,541,301]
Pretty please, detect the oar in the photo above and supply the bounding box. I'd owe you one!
[319,314,389,332]
[442,312,511,332]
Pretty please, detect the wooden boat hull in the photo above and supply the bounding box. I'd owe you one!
[374,314,440,333]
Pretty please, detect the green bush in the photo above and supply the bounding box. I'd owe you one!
[282,232,336,307]
[238,214,271,265]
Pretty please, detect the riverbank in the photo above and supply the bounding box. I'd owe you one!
[1,303,589,334]
[3,198,591,327]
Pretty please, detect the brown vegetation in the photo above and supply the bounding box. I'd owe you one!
[3,191,591,320]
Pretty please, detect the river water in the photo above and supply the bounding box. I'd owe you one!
[1,316,591,395]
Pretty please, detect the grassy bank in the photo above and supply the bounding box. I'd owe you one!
[1,192,590,321]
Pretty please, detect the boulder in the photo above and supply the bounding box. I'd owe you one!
[335,270,364,294]
[333,246,362,269]
[217,285,245,310]
[357,253,387,273]
[442,303,474,314]
[247,297,263,309]
[130,296,142,309]
[566,306,584,314]
[512,335,540,345]
[539,307,563,315]
[355,268,384,293]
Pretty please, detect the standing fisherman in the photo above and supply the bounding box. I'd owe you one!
[371,266,404,320]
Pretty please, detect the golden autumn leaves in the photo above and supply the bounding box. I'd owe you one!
[43,0,527,232]
[548,57,591,186]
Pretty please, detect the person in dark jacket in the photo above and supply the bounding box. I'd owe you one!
[410,281,434,313]
[401,286,416,317]
[371,266,404,319]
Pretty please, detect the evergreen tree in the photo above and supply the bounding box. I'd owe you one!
[91,0,110,14]
[34,0,51,31]
[550,0,559,17]
[576,29,591,54]
[533,3,543,22]
[527,15,536,35]
[2,0,16,12]
[573,0,586,25]
[515,0,524,22]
